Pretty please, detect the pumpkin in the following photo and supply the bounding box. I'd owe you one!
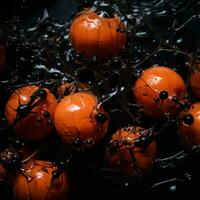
[133,66,186,118]
[69,9,126,60]
[106,126,157,176]
[54,92,109,150]
[5,85,57,141]
[13,160,69,200]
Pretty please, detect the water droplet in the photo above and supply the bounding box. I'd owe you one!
[176,38,183,44]
[124,182,129,187]
[170,185,177,192]
[37,116,42,122]
[143,92,148,96]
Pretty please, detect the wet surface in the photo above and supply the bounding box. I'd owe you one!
[1,0,200,199]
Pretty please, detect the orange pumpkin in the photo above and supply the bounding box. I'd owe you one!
[69,10,126,60]
[13,160,69,200]
[5,85,57,141]
[133,66,187,118]
[106,126,157,176]
[190,64,200,99]
[54,92,109,150]
[179,102,200,146]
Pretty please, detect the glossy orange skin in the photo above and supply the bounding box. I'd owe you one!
[190,64,200,99]
[69,10,126,60]
[0,46,6,73]
[179,102,200,146]
[54,92,109,149]
[5,85,57,141]
[106,126,157,176]
[13,160,69,200]
[133,66,186,118]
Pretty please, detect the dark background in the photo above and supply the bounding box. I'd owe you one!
[1,0,200,200]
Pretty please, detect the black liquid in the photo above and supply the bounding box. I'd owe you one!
[1,0,200,200]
